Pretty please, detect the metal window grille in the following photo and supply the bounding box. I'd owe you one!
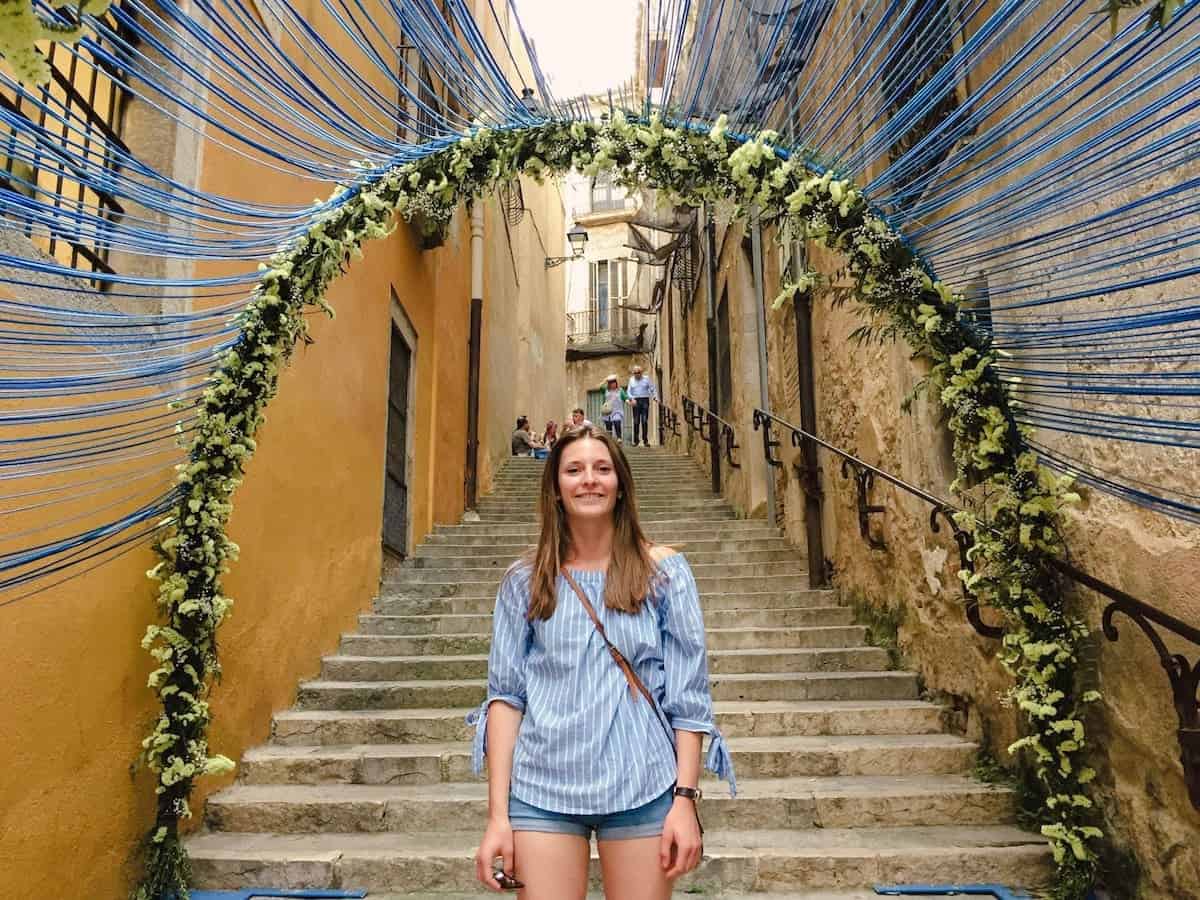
[0,6,133,284]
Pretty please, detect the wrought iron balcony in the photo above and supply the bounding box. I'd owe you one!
[565,309,653,357]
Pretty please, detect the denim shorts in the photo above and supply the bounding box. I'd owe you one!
[508,787,673,841]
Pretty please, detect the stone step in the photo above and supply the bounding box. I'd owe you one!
[187,825,1052,893]
[372,590,836,616]
[379,574,814,596]
[271,700,948,746]
[472,510,739,523]
[390,564,809,587]
[293,670,917,710]
[318,647,889,682]
[414,537,792,558]
[406,549,802,570]
[338,624,866,657]
[477,494,729,507]
[485,489,717,503]
[237,733,976,786]
[433,519,778,538]
[360,892,887,900]
[205,774,1016,834]
[358,606,853,635]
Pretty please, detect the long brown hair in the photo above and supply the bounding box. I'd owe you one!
[524,425,655,620]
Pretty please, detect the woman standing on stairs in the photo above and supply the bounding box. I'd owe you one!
[467,425,736,899]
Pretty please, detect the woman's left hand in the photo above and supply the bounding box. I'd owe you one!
[659,798,703,879]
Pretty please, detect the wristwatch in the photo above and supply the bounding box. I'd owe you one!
[673,786,702,801]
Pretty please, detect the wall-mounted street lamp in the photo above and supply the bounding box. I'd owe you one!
[520,87,539,115]
[545,224,588,268]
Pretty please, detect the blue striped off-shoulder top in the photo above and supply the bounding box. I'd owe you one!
[466,551,737,815]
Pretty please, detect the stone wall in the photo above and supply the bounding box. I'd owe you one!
[654,214,1199,896]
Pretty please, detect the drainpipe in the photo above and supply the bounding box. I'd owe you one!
[464,201,484,520]
[750,208,776,528]
[704,205,721,495]
[791,240,826,587]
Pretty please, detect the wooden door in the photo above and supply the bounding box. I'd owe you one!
[383,325,412,556]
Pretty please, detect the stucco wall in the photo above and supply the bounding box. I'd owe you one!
[477,178,568,494]
[0,6,563,900]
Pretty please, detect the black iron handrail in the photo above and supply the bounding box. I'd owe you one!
[656,399,680,446]
[752,406,1200,810]
[681,395,739,468]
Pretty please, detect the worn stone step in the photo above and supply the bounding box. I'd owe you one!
[319,647,889,682]
[388,560,808,584]
[433,519,777,538]
[362,892,886,900]
[293,669,915,711]
[414,537,791,558]
[187,825,1051,893]
[477,496,729,511]
[380,574,813,596]
[205,774,1015,835]
[358,606,853,635]
[485,487,717,500]
[271,699,947,746]
[238,733,975,786]
[473,511,739,524]
[426,528,783,547]
[406,548,800,570]
[372,590,835,616]
[338,624,864,657]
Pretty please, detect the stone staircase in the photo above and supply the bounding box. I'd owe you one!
[188,449,1052,897]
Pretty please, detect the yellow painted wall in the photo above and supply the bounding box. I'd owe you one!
[0,3,561,898]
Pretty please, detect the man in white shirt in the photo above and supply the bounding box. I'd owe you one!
[569,407,594,431]
[625,366,658,447]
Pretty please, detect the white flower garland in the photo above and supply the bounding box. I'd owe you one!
[132,117,1104,899]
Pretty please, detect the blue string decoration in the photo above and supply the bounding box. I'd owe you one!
[0,0,1196,598]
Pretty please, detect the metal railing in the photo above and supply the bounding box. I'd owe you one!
[656,399,680,447]
[565,309,652,348]
[681,395,740,469]
[751,407,1200,811]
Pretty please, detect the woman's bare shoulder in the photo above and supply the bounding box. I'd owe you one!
[647,543,680,563]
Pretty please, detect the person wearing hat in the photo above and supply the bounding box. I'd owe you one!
[600,375,627,443]
[626,365,658,447]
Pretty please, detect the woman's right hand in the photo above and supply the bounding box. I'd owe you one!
[474,817,516,892]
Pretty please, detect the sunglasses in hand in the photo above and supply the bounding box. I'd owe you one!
[492,864,524,891]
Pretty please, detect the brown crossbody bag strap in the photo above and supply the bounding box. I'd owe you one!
[560,567,704,839]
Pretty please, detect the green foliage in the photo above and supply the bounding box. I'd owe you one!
[134,118,1102,897]
[848,592,906,670]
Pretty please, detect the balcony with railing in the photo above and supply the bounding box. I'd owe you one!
[565,308,655,359]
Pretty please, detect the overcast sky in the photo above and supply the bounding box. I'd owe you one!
[513,0,641,97]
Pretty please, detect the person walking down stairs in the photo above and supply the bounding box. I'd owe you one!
[186,446,1052,896]
[626,365,657,447]
[601,375,626,443]
[469,425,735,897]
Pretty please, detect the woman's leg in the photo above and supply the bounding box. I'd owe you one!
[597,836,673,900]
[613,419,623,441]
[513,830,590,900]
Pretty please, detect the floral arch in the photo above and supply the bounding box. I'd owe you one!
[137,113,1095,898]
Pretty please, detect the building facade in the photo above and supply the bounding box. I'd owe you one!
[0,3,566,897]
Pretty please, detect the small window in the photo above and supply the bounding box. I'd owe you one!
[589,259,632,333]
[416,61,440,141]
[1,6,134,284]
[590,172,628,212]
[647,39,669,89]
